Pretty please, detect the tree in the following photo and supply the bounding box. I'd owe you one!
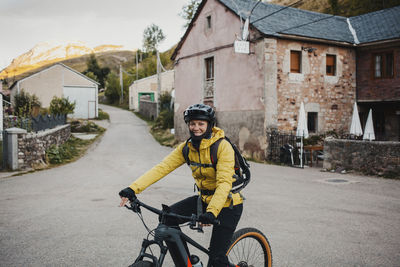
[328,0,339,15]
[142,24,165,53]
[104,71,120,104]
[180,0,201,29]
[85,71,97,81]
[83,54,110,89]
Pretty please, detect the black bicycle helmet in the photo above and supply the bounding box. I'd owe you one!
[183,104,215,125]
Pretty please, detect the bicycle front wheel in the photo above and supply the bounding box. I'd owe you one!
[226,227,272,267]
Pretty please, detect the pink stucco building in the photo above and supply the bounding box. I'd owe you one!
[172,0,400,159]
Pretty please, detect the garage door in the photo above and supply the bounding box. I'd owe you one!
[63,86,96,119]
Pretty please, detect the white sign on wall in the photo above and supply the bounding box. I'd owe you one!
[234,40,250,54]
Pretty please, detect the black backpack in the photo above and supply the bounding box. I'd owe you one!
[182,136,250,194]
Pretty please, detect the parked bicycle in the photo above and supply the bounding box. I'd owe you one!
[124,197,272,267]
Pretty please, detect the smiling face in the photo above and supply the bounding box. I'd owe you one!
[188,120,209,136]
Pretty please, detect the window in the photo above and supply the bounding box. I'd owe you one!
[307,112,318,133]
[206,15,212,29]
[374,52,394,78]
[290,50,301,73]
[204,57,214,98]
[326,54,336,76]
[205,57,214,80]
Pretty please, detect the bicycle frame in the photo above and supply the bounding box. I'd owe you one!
[134,222,210,267]
[128,199,214,267]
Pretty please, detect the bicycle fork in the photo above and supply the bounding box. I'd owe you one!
[133,239,168,267]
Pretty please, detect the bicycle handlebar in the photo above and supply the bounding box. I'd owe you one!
[125,198,220,227]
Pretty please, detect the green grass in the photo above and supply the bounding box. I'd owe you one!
[133,111,177,147]
[46,122,106,166]
[94,108,110,120]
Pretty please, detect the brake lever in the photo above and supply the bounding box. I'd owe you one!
[189,214,204,233]
[124,199,141,213]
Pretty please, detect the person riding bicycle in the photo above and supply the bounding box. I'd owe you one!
[119,103,243,266]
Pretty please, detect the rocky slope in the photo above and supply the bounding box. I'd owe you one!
[0,41,125,79]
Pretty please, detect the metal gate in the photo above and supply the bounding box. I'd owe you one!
[266,129,303,166]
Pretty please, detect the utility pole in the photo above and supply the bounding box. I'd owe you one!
[119,64,123,104]
[136,51,139,81]
[156,50,161,117]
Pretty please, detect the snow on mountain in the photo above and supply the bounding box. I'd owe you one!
[0,41,124,79]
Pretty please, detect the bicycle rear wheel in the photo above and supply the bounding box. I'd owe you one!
[129,261,154,267]
[226,227,272,267]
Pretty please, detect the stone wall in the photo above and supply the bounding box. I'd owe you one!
[139,100,157,120]
[17,125,71,169]
[275,39,356,134]
[323,138,400,178]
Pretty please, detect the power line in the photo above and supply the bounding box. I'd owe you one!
[250,0,262,16]
[276,14,336,34]
[251,0,303,24]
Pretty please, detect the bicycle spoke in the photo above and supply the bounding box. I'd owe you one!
[228,235,268,267]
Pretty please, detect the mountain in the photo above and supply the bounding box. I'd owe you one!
[0,41,127,80]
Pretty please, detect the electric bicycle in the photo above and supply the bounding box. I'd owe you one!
[124,198,272,267]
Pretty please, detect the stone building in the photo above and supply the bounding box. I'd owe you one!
[171,0,400,159]
[352,7,400,141]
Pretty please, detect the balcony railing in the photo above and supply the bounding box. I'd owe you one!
[204,79,214,98]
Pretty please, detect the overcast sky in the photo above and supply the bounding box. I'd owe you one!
[0,0,190,70]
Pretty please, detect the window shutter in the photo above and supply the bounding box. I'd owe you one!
[326,55,334,66]
[326,54,336,76]
[290,51,301,73]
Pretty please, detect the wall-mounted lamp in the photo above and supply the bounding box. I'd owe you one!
[302,46,317,53]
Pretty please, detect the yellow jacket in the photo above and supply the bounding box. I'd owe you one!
[129,127,243,217]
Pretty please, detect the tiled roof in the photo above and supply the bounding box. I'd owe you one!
[349,5,400,44]
[218,0,400,44]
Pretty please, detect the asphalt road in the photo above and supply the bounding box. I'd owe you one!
[1,104,399,267]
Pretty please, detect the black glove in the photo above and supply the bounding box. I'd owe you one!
[199,212,216,224]
[119,187,136,201]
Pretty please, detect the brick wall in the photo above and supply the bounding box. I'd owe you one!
[323,138,400,178]
[275,39,356,134]
[17,125,71,169]
[357,43,400,101]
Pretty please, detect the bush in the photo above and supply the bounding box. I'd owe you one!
[13,89,41,117]
[46,137,90,164]
[70,120,105,133]
[153,109,174,129]
[152,92,174,130]
[46,144,76,164]
[49,96,75,115]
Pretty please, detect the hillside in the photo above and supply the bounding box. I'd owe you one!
[1,50,139,88]
[0,42,129,80]
[269,0,400,17]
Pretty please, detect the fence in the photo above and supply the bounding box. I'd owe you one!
[4,114,67,132]
[31,114,66,132]
[266,129,302,165]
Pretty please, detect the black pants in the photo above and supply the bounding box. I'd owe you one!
[164,195,243,266]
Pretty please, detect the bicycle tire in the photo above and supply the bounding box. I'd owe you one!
[129,261,154,267]
[226,227,272,267]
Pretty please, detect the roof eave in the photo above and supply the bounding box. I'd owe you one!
[276,33,355,47]
[356,37,400,47]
